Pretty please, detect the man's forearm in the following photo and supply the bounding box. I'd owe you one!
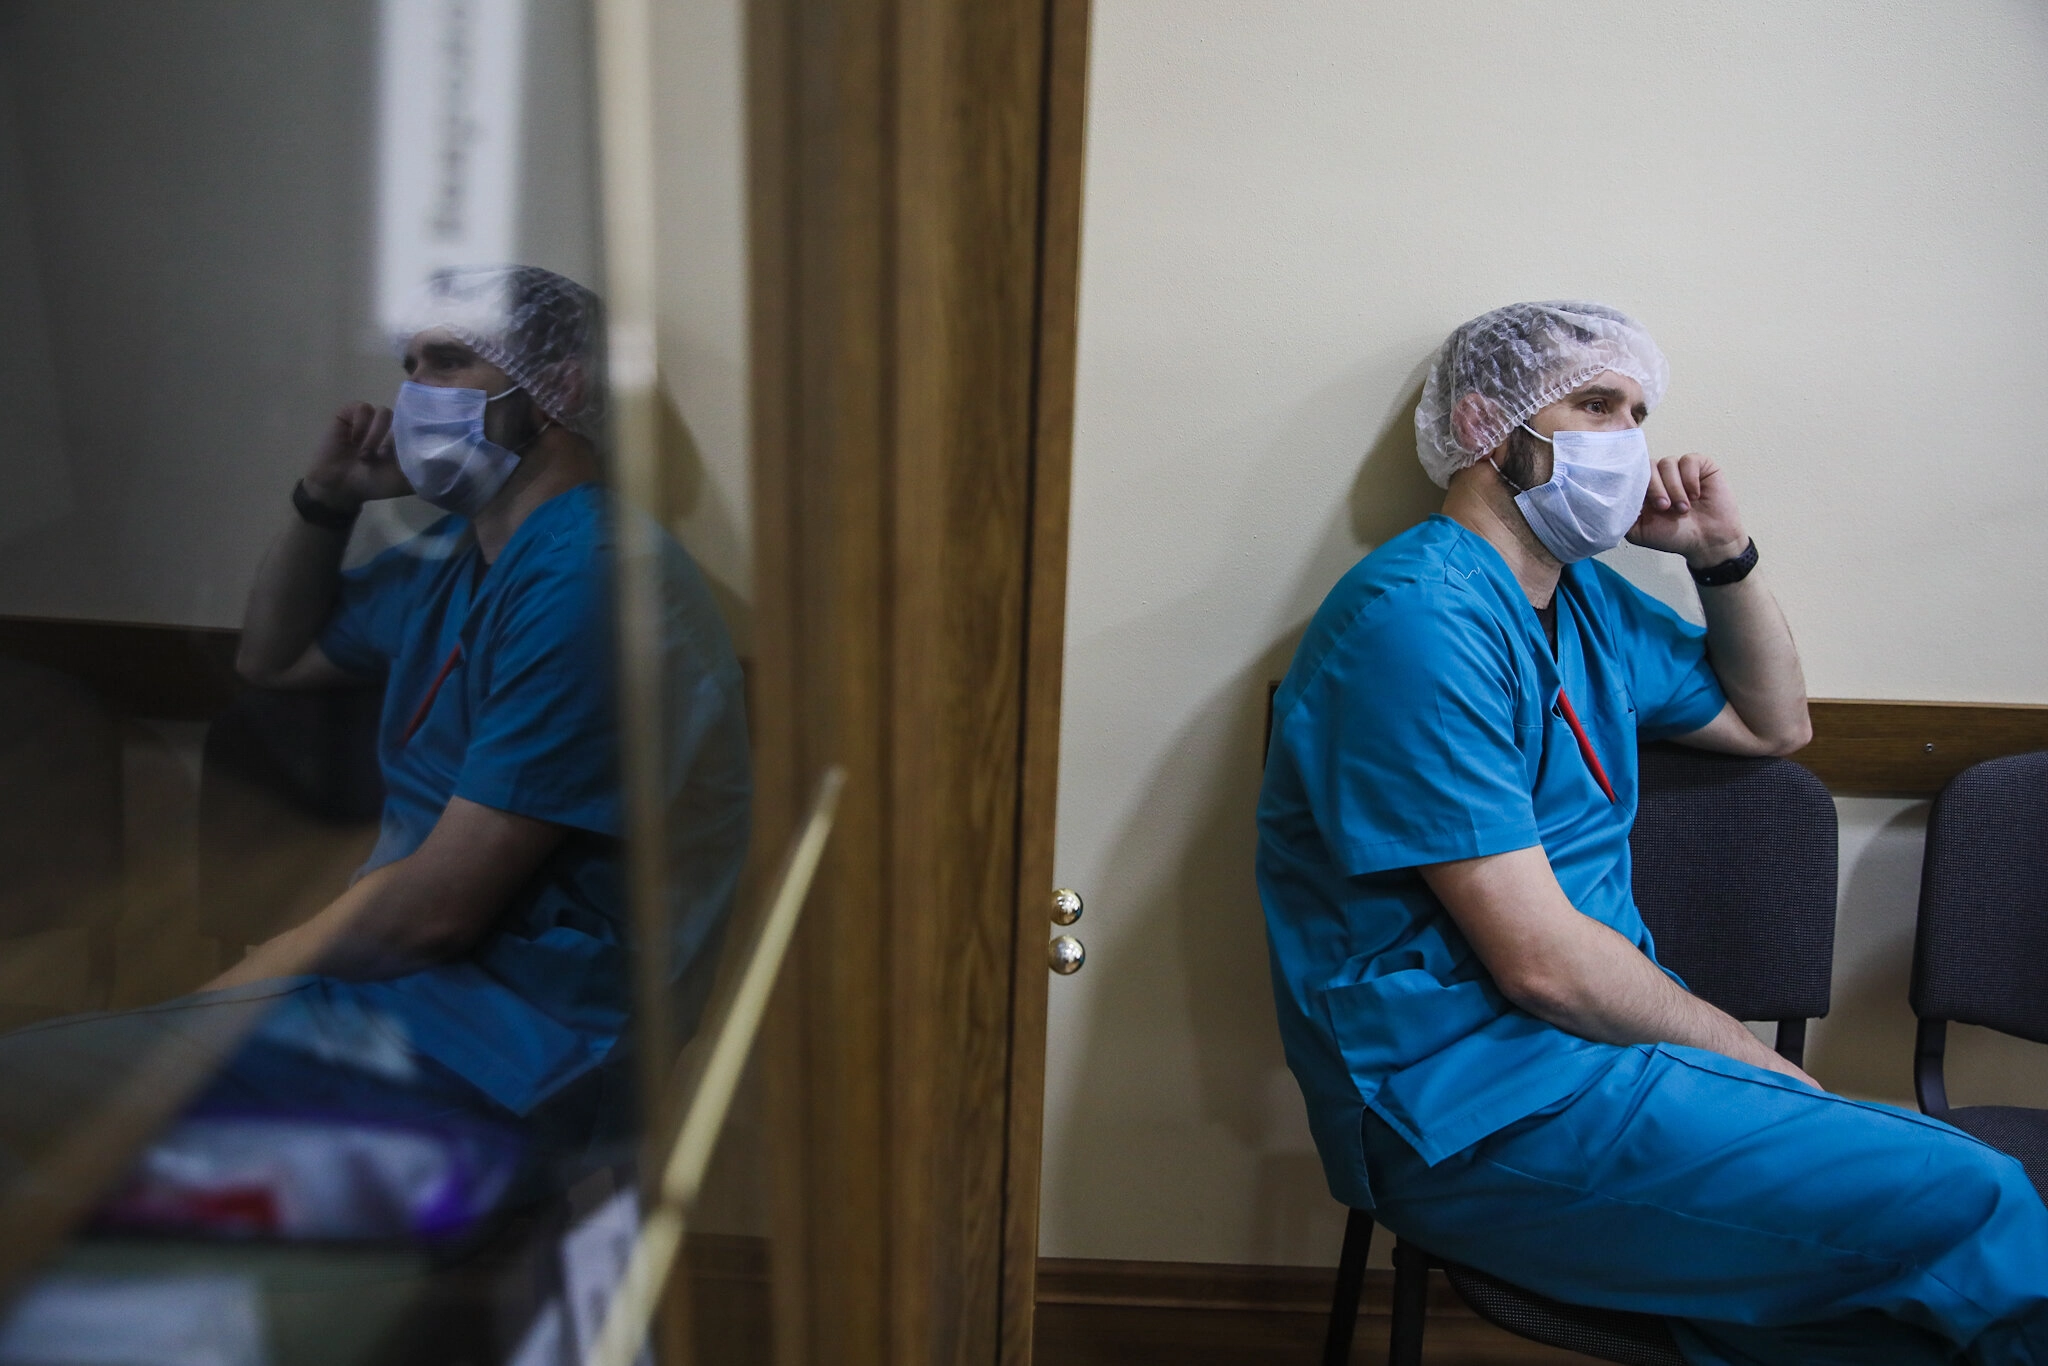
[203,797,565,993]
[1502,911,1810,1083]
[236,505,352,682]
[1695,563,1810,753]
[207,855,476,991]
[1427,847,1819,1087]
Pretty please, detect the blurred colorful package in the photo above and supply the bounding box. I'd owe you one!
[94,1111,524,1241]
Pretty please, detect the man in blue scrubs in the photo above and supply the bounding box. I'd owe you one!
[1259,302,2048,1363]
[219,265,749,1147]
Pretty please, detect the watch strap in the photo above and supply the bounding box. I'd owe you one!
[1690,538,1758,587]
[293,480,360,532]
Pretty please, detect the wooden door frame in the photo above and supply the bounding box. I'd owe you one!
[744,0,1091,1362]
[999,0,1091,1360]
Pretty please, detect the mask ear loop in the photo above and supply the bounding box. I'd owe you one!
[511,418,556,456]
[1489,420,1555,493]
[483,385,558,455]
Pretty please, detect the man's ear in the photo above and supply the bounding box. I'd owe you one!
[1451,392,1509,459]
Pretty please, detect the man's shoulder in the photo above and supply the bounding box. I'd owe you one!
[508,484,610,567]
[1315,519,1510,643]
[1284,519,1516,707]
[479,487,615,615]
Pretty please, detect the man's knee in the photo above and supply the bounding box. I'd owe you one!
[1895,1118,2046,1262]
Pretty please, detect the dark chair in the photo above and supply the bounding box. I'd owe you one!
[1910,750,2048,1201]
[0,660,124,1017]
[1323,743,1838,1365]
[197,685,385,957]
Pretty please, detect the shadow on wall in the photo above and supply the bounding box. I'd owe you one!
[1809,801,1926,1102]
[1350,376,1442,548]
[656,379,753,652]
[1046,364,1441,1264]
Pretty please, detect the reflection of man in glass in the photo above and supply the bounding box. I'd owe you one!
[217,264,749,1136]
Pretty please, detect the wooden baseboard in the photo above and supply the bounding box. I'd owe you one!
[1034,1257,1579,1365]
[1036,1256,1470,1317]
[559,1240,1577,1362]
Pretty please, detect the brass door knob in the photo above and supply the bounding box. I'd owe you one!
[1051,888,1083,925]
[1048,935,1085,975]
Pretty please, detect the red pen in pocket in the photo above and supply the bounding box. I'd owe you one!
[1556,686,1616,804]
[401,643,464,746]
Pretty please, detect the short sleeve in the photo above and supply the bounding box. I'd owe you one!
[454,561,622,837]
[318,549,421,679]
[1592,567,1728,740]
[1278,586,1541,877]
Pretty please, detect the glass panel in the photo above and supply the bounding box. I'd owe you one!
[676,1055,775,1364]
[0,0,774,1359]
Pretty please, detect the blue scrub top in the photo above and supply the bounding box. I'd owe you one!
[1257,515,1725,1209]
[314,484,750,1116]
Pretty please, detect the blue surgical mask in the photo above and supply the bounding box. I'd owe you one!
[1494,424,1652,563]
[391,380,523,518]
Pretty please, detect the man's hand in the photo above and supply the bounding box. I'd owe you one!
[237,404,411,688]
[1627,452,1748,570]
[1752,1046,1822,1092]
[302,402,411,512]
[1619,450,1812,758]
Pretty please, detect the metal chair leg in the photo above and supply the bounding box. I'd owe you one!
[1388,1238,1430,1366]
[1322,1208,1375,1366]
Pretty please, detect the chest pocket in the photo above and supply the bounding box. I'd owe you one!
[1524,681,1638,827]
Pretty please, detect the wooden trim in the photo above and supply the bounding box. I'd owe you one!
[0,615,240,721]
[1035,1257,1475,1319]
[1799,698,2048,798]
[1000,0,1092,1362]
[1268,683,2048,799]
[671,1249,1507,1362]
[1029,1258,1575,1366]
[746,0,1083,1362]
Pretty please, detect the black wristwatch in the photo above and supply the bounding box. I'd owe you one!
[293,480,360,532]
[1690,538,1758,587]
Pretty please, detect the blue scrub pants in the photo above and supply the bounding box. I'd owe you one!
[1363,1042,2048,1365]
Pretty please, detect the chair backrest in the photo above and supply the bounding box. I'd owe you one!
[1629,743,1837,1027]
[197,685,385,949]
[0,660,123,939]
[1911,750,2048,1044]
[201,685,386,825]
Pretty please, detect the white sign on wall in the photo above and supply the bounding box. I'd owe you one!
[375,0,530,334]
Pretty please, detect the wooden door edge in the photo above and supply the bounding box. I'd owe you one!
[999,0,1093,1361]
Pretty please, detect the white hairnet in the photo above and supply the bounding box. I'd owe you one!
[1413,301,1668,489]
[395,265,607,440]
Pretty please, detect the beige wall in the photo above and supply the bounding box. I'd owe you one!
[1042,0,2048,1267]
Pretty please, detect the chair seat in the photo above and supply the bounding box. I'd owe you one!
[1440,1259,1683,1366]
[1942,1106,2048,1203]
